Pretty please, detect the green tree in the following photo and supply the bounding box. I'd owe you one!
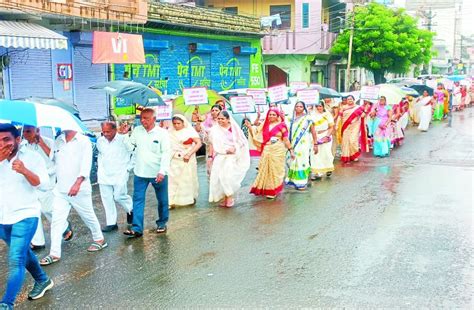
[331,3,434,84]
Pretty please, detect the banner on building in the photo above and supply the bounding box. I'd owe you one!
[268,84,288,103]
[92,31,145,64]
[183,87,208,105]
[297,89,319,105]
[246,89,267,105]
[230,96,256,114]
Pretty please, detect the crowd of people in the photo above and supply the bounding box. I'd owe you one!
[0,80,472,309]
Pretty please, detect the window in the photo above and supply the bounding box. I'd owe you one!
[270,5,291,29]
[223,7,238,15]
[302,3,309,28]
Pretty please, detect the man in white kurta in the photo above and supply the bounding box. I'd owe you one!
[97,122,133,232]
[40,130,106,266]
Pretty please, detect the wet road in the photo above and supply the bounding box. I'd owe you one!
[1,110,473,308]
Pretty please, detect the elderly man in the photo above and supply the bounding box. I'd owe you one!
[40,130,107,266]
[21,126,71,250]
[0,124,53,309]
[97,121,133,232]
[118,108,171,238]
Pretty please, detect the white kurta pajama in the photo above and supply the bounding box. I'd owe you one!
[97,134,133,226]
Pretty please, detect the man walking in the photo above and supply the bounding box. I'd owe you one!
[40,130,107,266]
[97,121,133,232]
[119,108,171,238]
[0,124,53,309]
[21,126,72,250]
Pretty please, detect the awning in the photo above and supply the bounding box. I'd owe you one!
[0,21,68,50]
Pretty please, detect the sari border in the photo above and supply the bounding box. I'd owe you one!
[250,183,284,196]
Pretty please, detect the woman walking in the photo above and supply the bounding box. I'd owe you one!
[433,83,445,121]
[338,95,368,163]
[208,111,250,207]
[168,115,202,207]
[368,96,393,157]
[194,104,223,175]
[285,102,318,190]
[248,108,294,199]
[310,102,335,178]
[418,91,433,132]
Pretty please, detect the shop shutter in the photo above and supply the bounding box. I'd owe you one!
[73,46,108,121]
[9,49,53,99]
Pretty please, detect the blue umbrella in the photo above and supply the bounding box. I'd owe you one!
[400,87,420,97]
[90,80,165,106]
[0,100,88,132]
[309,85,341,99]
[446,75,466,82]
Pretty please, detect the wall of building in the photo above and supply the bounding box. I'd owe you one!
[264,54,311,83]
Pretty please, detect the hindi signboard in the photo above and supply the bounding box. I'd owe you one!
[289,81,308,94]
[152,100,173,121]
[296,89,320,105]
[246,89,267,105]
[230,96,256,114]
[360,86,380,100]
[268,84,288,103]
[183,87,208,105]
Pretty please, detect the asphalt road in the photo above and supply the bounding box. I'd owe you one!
[1,109,473,308]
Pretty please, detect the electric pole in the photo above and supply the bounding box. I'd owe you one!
[345,8,355,92]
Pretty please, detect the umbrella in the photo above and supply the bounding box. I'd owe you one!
[410,84,434,96]
[400,87,420,97]
[378,84,406,105]
[22,97,80,118]
[310,85,341,99]
[90,80,165,106]
[446,75,466,82]
[173,89,227,116]
[0,100,88,133]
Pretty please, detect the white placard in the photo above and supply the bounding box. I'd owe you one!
[360,86,380,100]
[268,84,288,103]
[183,87,208,105]
[309,83,321,88]
[246,89,267,105]
[296,89,320,105]
[289,81,308,94]
[152,100,173,121]
[230,96,256,114]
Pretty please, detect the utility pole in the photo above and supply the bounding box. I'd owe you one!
[345,8,355,92]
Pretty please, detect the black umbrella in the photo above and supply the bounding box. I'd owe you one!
[410,84,434,96]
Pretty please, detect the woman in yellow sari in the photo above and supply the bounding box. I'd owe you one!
[248,108,294,199]
[168,115,202,207]
[338,95,368,163]
[310,102,335,178]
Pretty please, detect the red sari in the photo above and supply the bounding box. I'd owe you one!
[338,104,368,163]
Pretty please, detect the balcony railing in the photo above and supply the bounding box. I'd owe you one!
[262,30,337,55]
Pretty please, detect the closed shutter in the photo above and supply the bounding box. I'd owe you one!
[73,46,108,121]
[9,49,53,99]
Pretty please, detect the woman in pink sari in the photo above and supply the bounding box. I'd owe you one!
[337,95,369,163]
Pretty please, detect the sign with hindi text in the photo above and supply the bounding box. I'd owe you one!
[246,89,267,105]
[289,81,308,94]
[296,89,320,105]
[152,100,173,121]
[360,86,380,100]
[230,96,256,114]
[183,87,208,105]
[268,84,288,103]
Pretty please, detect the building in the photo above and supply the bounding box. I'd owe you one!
[204,0,345,88]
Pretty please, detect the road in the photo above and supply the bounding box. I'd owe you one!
[1,110,473,308]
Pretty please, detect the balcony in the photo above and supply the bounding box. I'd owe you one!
[262,30,337,55]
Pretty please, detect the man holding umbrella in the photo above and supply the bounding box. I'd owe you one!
[0,124,54,309]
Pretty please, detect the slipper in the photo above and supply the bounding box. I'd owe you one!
[31,244,46,251]
[123,230,143,238]
[63,222,74,242]
[87,241,108,252]
[226,198,235,207]
[40,255,60,266]
[219,198,228,207]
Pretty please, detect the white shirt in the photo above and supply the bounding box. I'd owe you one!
[122,125,171,178]
[54,132,92,193]
[97,134,131,185]
[0,148,49,224]
[21,137,55,188]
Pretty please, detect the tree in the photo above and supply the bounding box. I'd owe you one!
[331,3,434,84]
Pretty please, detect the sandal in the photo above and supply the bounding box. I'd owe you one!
[87,241,108,252]
[40,255,60,266]
[123,230,143,238]
[219,198,228,207]
[226,198,235,207]
[156,227,167,234]
[63,222,74,242]
[266,195,276,200]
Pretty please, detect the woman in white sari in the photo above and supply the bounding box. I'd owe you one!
[310,102,335,179]
[168,115,202,207]
[208,111,250,207]
[417,91,433,132]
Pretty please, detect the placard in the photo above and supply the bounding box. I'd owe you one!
[360,86,380,100]
[267,84,288,103]
[229,96,256,114]
[289,81,308,94]
[246,89,267,105]
[152,100,173,121]
[309,83,322,88]
[183,87,208,105]
[296,89,320,105]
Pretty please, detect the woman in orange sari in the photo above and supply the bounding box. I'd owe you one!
[338,95,369,163]
[248,108,294,199]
